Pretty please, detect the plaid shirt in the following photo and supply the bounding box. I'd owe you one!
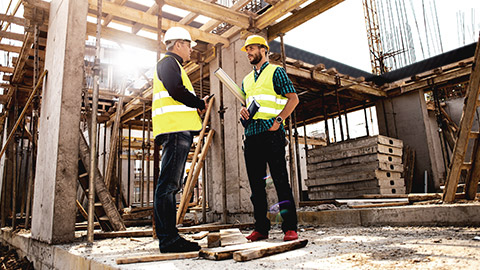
[241,62,296,137]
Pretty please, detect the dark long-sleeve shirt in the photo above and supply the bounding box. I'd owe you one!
[156,52,205,110]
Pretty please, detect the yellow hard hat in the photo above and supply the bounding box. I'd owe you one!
[241,35,269,52]
[186,168,190,173]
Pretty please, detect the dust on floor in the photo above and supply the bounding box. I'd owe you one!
[59,225,480,270]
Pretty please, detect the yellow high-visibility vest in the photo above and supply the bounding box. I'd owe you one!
[152,56,202,137]
[243,64,287,120]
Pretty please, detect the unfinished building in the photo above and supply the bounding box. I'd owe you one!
[0,0,479,268]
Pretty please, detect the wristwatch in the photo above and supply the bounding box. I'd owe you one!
[275,115,283,124]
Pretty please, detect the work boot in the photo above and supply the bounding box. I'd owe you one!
[160,237,201,253]
[246,231,268,242]
[283,230,298,241]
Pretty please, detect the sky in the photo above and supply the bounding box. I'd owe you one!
[280,0,480,73]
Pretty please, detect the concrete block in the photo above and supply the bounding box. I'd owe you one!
[29,238,55,269]
[359,204,480,226]
[297,210,362,226]
[53,247,89,270]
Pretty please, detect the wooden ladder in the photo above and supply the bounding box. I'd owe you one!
[443,36,480,202]
[77,130,127,231]
[176,97,215,225]
[77,162,112,231]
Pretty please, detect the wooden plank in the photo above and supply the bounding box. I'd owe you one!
[191,231,208,240]
[233,239,308,262]
[178,223,253,233]
[349,202,410,208]
[309,188,380,200]
[220,228,248,247]
[94,229,151,239]
[267,0,344,41]
[200,242,270,261]
[443,38,480,202]
[87,0,230,47]
[200,0,251,33]
[86,22,158,52]
[116,251,199,264]
[163,0,250,29]
[0,14,26,26]
[256,0,308,30]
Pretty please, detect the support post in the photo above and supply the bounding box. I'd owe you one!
[31,0,88,244]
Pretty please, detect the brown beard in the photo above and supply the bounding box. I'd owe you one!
[249,51,262,65]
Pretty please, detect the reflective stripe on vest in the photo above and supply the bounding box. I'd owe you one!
[243,64,287,120]
[152,56,202,136]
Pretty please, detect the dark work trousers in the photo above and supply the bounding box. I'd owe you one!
[154,131,193,249]
[243,128,298,235]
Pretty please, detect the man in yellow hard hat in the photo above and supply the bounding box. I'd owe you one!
[152,26,210,253]
[239,35,300,242]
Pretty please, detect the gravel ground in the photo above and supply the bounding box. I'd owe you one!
[63,225,480,270]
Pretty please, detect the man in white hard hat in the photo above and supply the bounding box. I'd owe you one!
[152,27,210,253]
[239,35,299,242]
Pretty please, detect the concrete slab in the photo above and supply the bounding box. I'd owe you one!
[1,204,479,269]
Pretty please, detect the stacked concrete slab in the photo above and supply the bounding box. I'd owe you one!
[306,135,405,200]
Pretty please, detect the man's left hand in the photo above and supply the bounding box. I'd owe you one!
[268,121,280,131]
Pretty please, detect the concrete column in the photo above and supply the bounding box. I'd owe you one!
[31,0,87,244]
[207,35,253,222]
[376,90,441,193]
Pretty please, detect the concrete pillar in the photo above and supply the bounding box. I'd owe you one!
[31,0,87,244]
[207,35,254,222]
[376,90,441,193]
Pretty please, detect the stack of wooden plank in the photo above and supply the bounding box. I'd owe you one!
[306,135,405,200]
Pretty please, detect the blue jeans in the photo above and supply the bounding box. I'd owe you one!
[243,129,298,235]
[154,131,193,248]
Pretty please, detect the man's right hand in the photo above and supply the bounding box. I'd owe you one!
[240,106,250,120]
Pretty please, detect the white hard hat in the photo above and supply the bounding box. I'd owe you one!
[163,27,197,48]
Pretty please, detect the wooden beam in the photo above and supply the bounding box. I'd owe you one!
[255,0,308,30]
[116,252,199,264]
[0,66,14,74]
[102,0,128,27]
[0,43,21,54]
[12,32,34,84]
[199,0,251,32]
[163,0,250,29]
[131,3,158,34]
[270,60,386,97]
[177,0,217,26]
[0,30,24,42]
[88,0,230,47]
[267,0,344,41]
[86,22,161,52]
[0,14,26,26]
[233,239,308,262]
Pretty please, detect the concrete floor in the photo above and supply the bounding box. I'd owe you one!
[1,203,480,269]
